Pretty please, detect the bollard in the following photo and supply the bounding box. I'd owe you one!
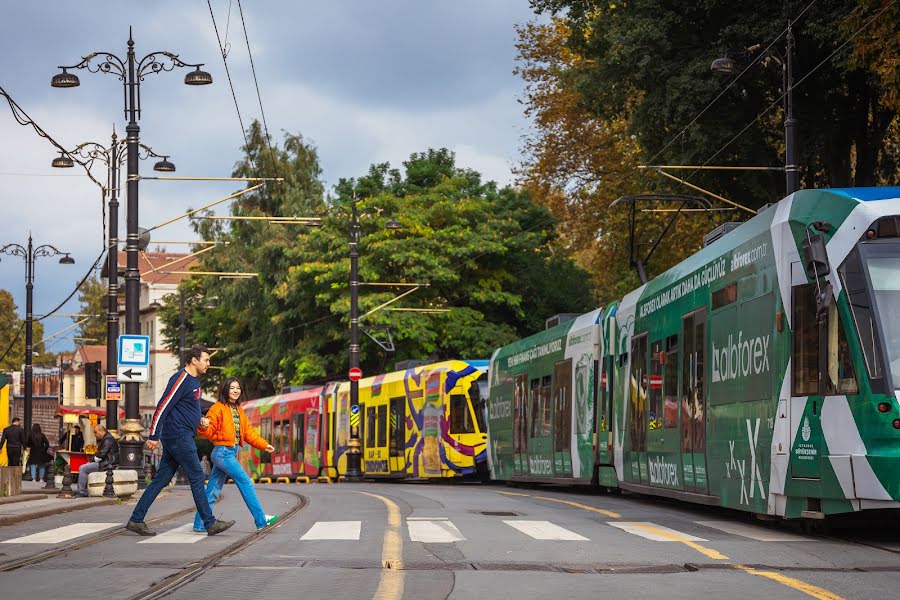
[43,463,56,490]
[58,471,75,499]
[103,467,116,498]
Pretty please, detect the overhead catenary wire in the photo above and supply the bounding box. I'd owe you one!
[236,0,279,177]
[682,0,897,186]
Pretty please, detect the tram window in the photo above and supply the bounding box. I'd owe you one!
[712,283,737,310]
[260,418,272,463]
[793,284,820,395]
[541,376,552,437]
[664,335,678,428]
[554,359,573,451]
[530,378,540,437]
[377,405,387,447]
[468,379,488,433]
[293,414,305,463]
[827,300,859,395]
[366,407,377,448]
[840,248,884,380]
[450,394,475,433]
[649,340,663,431]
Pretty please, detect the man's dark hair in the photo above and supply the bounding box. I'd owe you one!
[11,417,21,424]
[74,425,81,430]
[182,344,209,367]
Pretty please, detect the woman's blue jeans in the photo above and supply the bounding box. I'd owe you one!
[193,445,267,531]
[30,464,45,481]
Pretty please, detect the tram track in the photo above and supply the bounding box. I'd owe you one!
[126,488,308,600]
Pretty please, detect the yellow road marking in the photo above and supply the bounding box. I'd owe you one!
[533,496,621,519]
[736,565,844,600]
[355,491,404,600]
[625,522,729,560]
[494,490,621,518]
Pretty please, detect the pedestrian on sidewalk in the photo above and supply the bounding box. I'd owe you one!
[26,424,51,482]
[76,424,119,497]
[125,345,235,537]
[194,377,278,532]
[0,417,27,468]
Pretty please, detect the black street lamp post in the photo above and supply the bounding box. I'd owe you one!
[0,236,75,434]
[54,133,174,434]
[712,24,799,195]
[52,28,211,473]
[338,198,401,481]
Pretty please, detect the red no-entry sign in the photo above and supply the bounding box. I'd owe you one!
[348,367,362,381]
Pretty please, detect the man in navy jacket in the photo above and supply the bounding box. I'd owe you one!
[126,345,234,536]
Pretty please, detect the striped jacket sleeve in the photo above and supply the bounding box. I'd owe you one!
[148,370,188,441]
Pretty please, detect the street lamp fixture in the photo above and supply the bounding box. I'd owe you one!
[184,67,213,86]
[152,156,176,172]
[385,218,402,230]
[52,28,211,476]
[711,26,799,195]
[50,68,80,88]
[1,236,74,434]
[51,152,75,169]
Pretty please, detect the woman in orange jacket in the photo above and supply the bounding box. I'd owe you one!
[193,378,277,532]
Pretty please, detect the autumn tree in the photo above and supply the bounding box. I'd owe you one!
[0,289,49,370]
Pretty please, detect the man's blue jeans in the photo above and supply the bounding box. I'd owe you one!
[130,435,215,529]
[193,445,267,531]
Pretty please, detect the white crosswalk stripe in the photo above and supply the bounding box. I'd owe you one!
[503,520,589,541]
[1,523,120,545]
[695,520,813,541]
[300,520,361,540]
[608,521,706,542]
[407,518,465,543]
[138,523,206,544]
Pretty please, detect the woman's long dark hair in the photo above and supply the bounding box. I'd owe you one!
[218,377,244,404]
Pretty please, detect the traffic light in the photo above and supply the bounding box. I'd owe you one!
[85,361,102,399]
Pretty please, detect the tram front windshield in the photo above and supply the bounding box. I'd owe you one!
[864,251,900,385]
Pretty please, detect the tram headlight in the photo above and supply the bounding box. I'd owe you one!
[878,402,891,413]
[893,419,900,430]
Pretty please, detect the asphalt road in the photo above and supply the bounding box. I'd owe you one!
[1,481,899,599]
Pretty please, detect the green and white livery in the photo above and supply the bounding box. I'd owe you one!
[488,187,900,518]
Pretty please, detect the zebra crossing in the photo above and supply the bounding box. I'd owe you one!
[0,516,814,546]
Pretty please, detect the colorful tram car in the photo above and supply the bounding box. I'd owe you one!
[489,187,900,518]
[240,359,489,481]
[329,360,490,479]
[240,386,326,480]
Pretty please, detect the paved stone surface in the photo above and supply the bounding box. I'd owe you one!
[2,481,898,599]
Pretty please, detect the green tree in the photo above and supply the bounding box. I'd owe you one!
[0,289,49,370]
[528,0,900,204]
[75,276,107,344]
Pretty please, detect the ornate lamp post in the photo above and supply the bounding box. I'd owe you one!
[51,28,211,473]
[712,24,800,195]
[0,237,75,434]
[53,133,174,434]
[337,198,401,481]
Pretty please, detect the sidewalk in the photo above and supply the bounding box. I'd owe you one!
[0,479,118,526]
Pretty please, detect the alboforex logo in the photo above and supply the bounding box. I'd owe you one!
[712,332,770,383]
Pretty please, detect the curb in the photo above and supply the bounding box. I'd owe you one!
[0,497,118,526]
[0,494,49,506]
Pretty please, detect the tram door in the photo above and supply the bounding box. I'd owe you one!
[527,375,554,478]
[512,373,528,475]
[552,359,573,476]
[681,309,709,494]
[389,397,406,474]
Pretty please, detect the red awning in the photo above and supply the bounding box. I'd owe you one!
[56,406,125,418]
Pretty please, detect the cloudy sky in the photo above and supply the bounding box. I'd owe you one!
[0,1,545,353]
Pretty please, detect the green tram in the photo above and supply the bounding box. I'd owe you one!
[487,187,900,518]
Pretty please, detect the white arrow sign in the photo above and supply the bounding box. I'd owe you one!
[117,366,148,382]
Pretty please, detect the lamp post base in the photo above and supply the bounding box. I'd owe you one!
[345,438,364,481]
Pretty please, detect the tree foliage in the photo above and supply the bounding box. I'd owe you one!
[160,125,595,395]
[528,0,899,201]
[0,289,49,370]
[75,276,107,344]
[515,18,718,297]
